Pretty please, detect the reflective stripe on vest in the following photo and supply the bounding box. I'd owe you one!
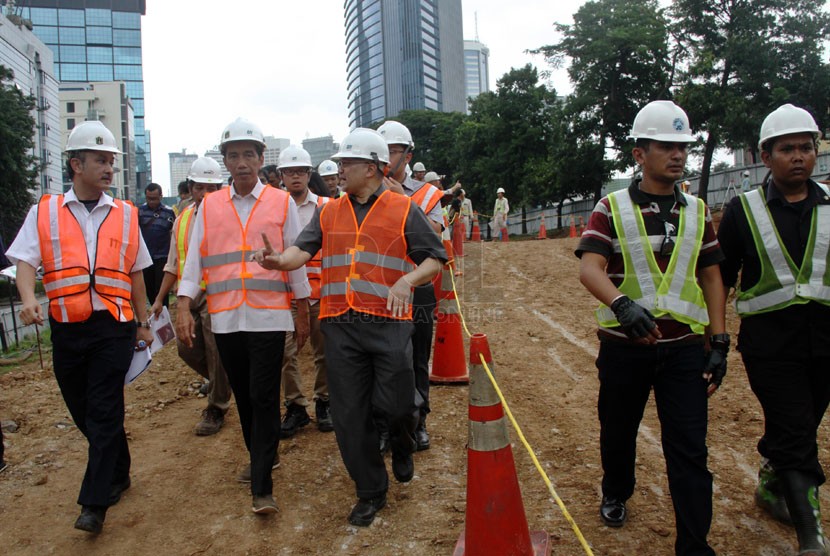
[410,183,442,215]
[306,196,330,299]
[37,194,138,323]
[735,183,830,315]
[175,205,205,289]
[199,186,291,313]
[319,191,415,320]
[595,189,709,333]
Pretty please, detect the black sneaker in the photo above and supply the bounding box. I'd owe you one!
[280,404,310,438]
[315,399,334,432]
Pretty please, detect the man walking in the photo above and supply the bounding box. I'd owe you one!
[492,187,509,240]
[139,182,175,309]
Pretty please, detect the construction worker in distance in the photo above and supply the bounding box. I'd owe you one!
[459,188,473,239]
[175,118,311,515]
[250,127,445,526]
[377,120,444,453]
[492,187,509,240]
[576,100,727,556]
[717,104,830,556]
[412,161,427,181]
[149,157,231,437]
[6,120,154,535]
[318,159,341,197]
[276,145,334,437]
[740,170,752,193]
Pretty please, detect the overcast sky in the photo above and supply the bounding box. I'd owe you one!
[141,1,569,193]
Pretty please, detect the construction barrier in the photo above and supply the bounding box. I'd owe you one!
[569,216,577,238]
[461,219,469,243]
[471,213,482,242]
[452,217,465,258]
[429,266,469,384]
[536,215,547,240]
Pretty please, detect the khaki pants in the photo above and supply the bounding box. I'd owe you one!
[282,301,328,407]
[176,292,231,412]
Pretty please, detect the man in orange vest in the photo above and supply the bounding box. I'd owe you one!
[175,118,310,515]
[252,128,445,526]
[6,120,154,535]
[150,157,230,437]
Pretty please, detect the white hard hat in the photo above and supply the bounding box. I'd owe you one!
[278,145,312,169]
[424,171,440,183]
[65,120,121,154]
[629,100,695,143]
[412,161,426,172]
[377,120,414,148]
[742,171,750,177]
[758,104,820,150]
[220,117,266,148]
[460,189,465,195]
[497,187,505,194]
[188,157,224,184]
[331,128,390,164]
[318,159,338,176]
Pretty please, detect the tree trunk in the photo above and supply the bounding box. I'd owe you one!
[592,134,607,206]
[557,198,565,230]
[697,131,718,203]
[521,206,527,235]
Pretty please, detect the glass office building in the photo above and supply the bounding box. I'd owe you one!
[17,0,150,193]
[463,39,489,112]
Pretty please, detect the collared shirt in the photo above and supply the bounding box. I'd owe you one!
[401,177,444,225]
[718,178,830,358]
[178,180,311,334]
[576,180,723,343]
[163,204,198,275]
[293,189,319,228]
[494,197,509,215]
[138,201,176,260]
[461,198,473,216]
[6,188,153,312]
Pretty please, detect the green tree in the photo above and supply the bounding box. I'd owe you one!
[533,0,672,204]
[0,65,38,246]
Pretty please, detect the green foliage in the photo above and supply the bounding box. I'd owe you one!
[0,65,38,245]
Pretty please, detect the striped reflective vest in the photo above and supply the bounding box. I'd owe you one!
[595,189,709,334]
[319,190,415,320]
[306,195,331,300]
[735,183,830,315]
[37,194,138,323]
[410,183,442,215]
[175,204,200,288]
[199,186,291,314]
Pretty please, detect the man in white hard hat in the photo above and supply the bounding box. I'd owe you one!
[175,118,310,515]
[318,159,340,197]
[740,170,752,193]
[139,182,175,311]
[718,104,830,556]
[459,189,473,240]
[492,187,509,240]
[412,161,427,181]
[150,157,231,437]
[377,120,444,453]
[576,100,727,555]
[6,120,154,534]
[277,146,334,438]
[252,127,446,526]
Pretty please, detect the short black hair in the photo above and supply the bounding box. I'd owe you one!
[761,135,819,155]
[635,139,652,151]
[145,182,163,195]
[178,180,190,195]
[263,164,278,175]
[65,150,88,180]
[308,171,329,197]
[220,141,264,157]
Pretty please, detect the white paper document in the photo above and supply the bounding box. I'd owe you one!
[125,307,176,385]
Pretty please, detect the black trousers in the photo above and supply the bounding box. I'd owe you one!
[743,354,830,485]
[597,341,713,556]
[412,284,436,417]
[322,312,418,499]
[51,312,135,507]
[142,258,168,308]
[214,331,284,496]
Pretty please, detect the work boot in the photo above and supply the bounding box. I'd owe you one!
[781,470,829,555]
[378,430,390,455]
[198,380,210,396]
[414,415,430,451]
[755,458,792,525]
[280,404,310,438]
[315,399,334,432]
[194,406,224,436]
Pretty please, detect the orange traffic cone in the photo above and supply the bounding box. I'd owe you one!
[500,225,509,242]
[568,216,577,238]
[429,266,468,384]
[453,334,550,556]
[471,213,482,241]
[536,215,547,240]
[453,217,465,258]
[578,215,586,237]
[461,219,469,242]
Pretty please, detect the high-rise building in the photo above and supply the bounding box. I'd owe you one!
[302,135,339,167]
[263,136,290,167]
[17,0,150,202]
[463,39,489,111]
[344,0,465,128]
[203,147,231,185]
[169,149,197,193]
[1,8,62,195]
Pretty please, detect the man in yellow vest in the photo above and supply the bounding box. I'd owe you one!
[718,104,830,556]
[252,128,445,527]
[577,101,727,555]
[175,118,310,515]
[6,120,154,534]
[150,157,230,437]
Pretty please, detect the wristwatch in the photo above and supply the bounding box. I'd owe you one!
[137,320,151,329]
[710,333,730,347]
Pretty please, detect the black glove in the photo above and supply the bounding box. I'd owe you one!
[610,296,657,340]
[703,334,730,389]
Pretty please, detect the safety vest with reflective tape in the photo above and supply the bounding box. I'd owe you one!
[306,195,331,300]
[319,190,415,320]
[410,183,442,215]
[37,194,138,323]
[595,189,709,334]
[199,186,291,313]
[174,204,205,289]
[735,183,830,316]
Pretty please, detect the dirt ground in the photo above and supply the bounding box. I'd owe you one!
[0,237,823,555]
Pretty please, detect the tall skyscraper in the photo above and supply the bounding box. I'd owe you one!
[344,0,465,128]
[17,0,150,201]
[463,39,489,111]
[169,149,197,193]
[302,135,339,167]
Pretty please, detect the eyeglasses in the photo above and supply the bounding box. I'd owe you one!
[281,167,310,176]
[660,220,676,257]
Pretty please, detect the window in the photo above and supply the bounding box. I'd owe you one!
[130,99,144,115]
[59,64,87,81]
[87,26,113,45]
[58,9,85,26]
[85,9,111,26]
[67,118,75,130]
[29,8,57,25]
[59,27,85,45]
[59,45,85,63]
[113,30,141,47]
[87,47,113,64]
[33,26,58,44]
[114,47,142,64]
[88,65,114,81]
[112,12,141,29]
[125,81,144,99]
[115,65,142,81]
[66,102,75,113]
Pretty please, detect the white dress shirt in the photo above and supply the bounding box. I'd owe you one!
[403,176,444,225]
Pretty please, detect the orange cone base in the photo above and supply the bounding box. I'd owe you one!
[453,530,550,556]
[428,312,469,384]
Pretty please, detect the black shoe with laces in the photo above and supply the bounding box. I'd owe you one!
[74,506,106,534]
[600,496,627,527]
[348,494,387,526]
[392,450,414,483]
[315,399,334,432]
[280,404,310,438]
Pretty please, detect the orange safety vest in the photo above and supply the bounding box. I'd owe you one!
[410,183,443,215]
[37,194,139,323]
[199,186,291,314]
[319,190,415,320]
[305,195,331,300]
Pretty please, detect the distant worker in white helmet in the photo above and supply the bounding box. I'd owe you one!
[492,187,509,240]
[576,100,727,555]
[318,159,341,197]
[718,104,830,556]
[459,188,473,239]
[740,170,752,193]
[412,161,427,181]
[150,157,231,437]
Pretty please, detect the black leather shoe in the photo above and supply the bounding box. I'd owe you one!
[108,476,131,506]
[600,496,627,527]
[280,404,310,438]
[414,422,430,451]
[315,399,334,433]
[348,494,387,526]
[379,431,390,455]
[392,450,414,483]
[74,506,106,534]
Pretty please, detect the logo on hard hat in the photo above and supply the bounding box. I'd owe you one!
[246,130,252,136]
[95,136,103,145]
[673,118,684,131]
[224,131,230,139]
[346,144,352,149]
